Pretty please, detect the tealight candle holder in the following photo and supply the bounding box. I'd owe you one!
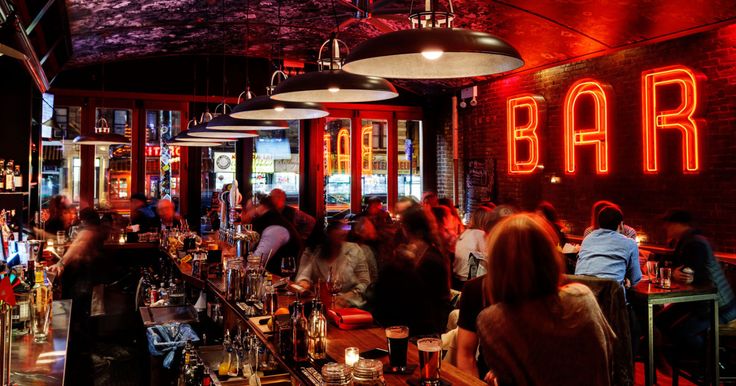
[345,347,360,367]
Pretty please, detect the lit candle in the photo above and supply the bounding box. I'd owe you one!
[119,233,126,245]
[345,347,360,367]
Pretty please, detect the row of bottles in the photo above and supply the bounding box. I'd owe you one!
[217,327,263,380]
[290,297,327,362]
[178,341,211,386]
[0,160,22,192]
[141,267,186,307]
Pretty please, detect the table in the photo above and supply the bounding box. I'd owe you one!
[630,281,719,385]
[10,299,72,386]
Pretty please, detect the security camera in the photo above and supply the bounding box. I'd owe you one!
[459,99,467,108]
[470,97,478,107]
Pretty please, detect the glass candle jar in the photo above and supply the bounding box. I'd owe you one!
[353,359,385,386]
[322,362,353,386]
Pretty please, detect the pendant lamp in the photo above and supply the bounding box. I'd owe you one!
[207,102,288,131]
[73,118,130,145]
[230,71,330,120]
[169,140,225,147]
[271,38,398,103]
[342,0,523,79]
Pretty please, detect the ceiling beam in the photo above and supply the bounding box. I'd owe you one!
[25,0,57,36]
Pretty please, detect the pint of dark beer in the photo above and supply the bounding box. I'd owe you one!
[417,337,442,385]
[385,326,409,370]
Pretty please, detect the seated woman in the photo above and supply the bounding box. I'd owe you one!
[477,213,615,386]
[296,223,371,308]
[453,207,493,288]
[371,207,452,336]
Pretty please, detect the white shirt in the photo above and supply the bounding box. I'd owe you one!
[453,229,487,281]
[254,225,290,265]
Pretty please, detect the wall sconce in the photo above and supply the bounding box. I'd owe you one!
[550,174,561,184]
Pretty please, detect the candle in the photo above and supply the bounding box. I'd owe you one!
[345,347,360,367]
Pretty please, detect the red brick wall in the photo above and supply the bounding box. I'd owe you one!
[448,23,736,252]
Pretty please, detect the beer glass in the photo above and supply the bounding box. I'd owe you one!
[418,337,442,385]
[660,267,672,289]
[646,260,658,283]
[385,326,409,371]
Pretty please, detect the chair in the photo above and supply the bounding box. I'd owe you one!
[565,274,635,386]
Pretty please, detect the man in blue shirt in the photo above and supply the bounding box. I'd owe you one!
[576,206,642,288]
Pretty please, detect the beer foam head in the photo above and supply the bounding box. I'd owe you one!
[417,338,442,352]
[385,326,409,339]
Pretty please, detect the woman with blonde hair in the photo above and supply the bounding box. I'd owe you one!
[477,213,615,386]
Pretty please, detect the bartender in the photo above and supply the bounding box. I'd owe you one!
[157,198,182,230]
[241,196,301,275]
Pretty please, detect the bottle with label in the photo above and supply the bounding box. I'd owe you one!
[4,160,13,191]
[31,268,51,342]
[308,299,327,360]
[13,165,21,192]
[291,302,309,362]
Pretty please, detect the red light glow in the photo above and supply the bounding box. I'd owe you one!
[507,94,544,174]
[563,79,611,174]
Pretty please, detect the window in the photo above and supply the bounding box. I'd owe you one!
[324,118,351,217]
[41,106,81,208]
[252,121,300,206]
[145,110,182,201]
[398,120,422,200]
[201,143,237,233]
[360,119,388,206]
[95,108,132,211]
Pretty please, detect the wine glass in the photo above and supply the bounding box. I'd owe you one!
[281,256,297,296]
[327,267,343,309]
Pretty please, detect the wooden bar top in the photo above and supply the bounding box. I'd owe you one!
[11,299,71,386]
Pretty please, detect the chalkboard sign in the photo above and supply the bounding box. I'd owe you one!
[465,158,495,215]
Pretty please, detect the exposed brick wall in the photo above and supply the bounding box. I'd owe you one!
[450,23,736,252]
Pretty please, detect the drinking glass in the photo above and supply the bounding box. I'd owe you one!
[55,231,66,245]
[385,326,409,371]
[281,256,297,296]
[646,261,658,283]
[659,267,672,289]
[327,267,343,309]
[418,337,442,385]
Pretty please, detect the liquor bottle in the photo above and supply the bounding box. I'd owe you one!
[217,330,232,376]
[4,160,13,191]
[291,302,309,362]
[0,159,6,189]
[13,165,21,192]
[308,299,327,360]
[158,282,168,305]
[31,267,51,342]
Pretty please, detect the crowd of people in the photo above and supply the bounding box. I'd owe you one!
[41,187,736,385]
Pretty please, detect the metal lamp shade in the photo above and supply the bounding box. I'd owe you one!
[207,114,288,131]
[174,131,234,142]
[271,69,398,103]
[230,95,329,120]
[342,28,523,79]
[186,127,257,139]
[73,132,129,145]
[168,140,225,147]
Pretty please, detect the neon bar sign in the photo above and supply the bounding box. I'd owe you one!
[506,65,704,175]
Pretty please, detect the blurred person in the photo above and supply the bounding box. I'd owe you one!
[422,191,439,208]
[477,213,615,386]
[453,207,494,288]
[656,210,736,357]
[432,206,459,256]
[576,206,642,288]
[269,188,316,241]
[395,196,418,216]
[156,198,182,229]
[129,193,157,232]
[584,200,636,240]
[535,201,567,246]
[371,206,452,336]
[439,197,465,236]
[454,205,519,379]
[296,223,371,308]
[348,217,380,280]
[242,196,302,275]
[356,196,392,228]
[44,194,74,235]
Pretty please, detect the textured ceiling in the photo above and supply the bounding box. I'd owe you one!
[64,0,736,92]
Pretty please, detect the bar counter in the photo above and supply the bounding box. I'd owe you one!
[11,299,71,386]
[165,248,485,385]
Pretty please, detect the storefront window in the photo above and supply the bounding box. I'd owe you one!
[41,106,81,208]
[398,120,422,200]
[360,119,388,207]
[95,108,132,211]
[145,110,182,202]
[252,121,300,206]
[324,118,351,217]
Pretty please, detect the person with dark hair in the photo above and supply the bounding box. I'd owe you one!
[535,201,567,246]
[656,209,736,358]
[453,207,493,286]
[296,223,371,308]
[584,200,637,240]
[129,193,157,232]
[243,195,302,275]
[269,188,316,241]
[156,198,182,229]
[438,197,465,236]
[431,205,457,257]
[477,213,615,385]
[44,194,74,235]
[421,191,439,208]
[575,206,642,288]
[371,206,452,336]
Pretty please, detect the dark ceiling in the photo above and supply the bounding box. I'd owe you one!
[63,0,736,92]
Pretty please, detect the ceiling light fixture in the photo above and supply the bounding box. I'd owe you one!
[230,71,330,120]
[271,37,398,103]
[185,122,257,139]
[208,103,288,131]
[73,118,130,145]
[342,0,523,79]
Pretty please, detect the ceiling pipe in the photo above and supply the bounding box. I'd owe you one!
[0,1,50,92]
